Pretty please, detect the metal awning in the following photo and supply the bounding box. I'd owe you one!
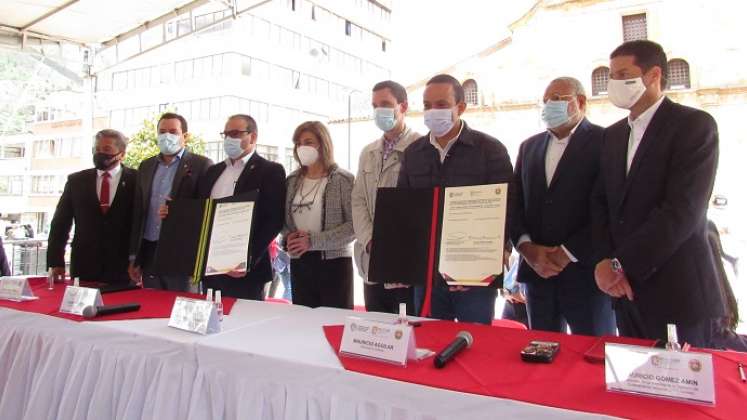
[0,0,270,75]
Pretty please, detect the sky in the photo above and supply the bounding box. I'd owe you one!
[389,0,535,84]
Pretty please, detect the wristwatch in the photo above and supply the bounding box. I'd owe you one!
[610,258,624,274]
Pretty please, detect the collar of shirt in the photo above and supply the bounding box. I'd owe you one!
[158,147,186,165]
[548,118,584,144]
[97,163,121,178]
[380,125,409,150]
[628,95,666,132]
[429,119,464,154]
[224,150,254,168]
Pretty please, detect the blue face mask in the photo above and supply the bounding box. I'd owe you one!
[541,100,574,129]
[374,107,396,132]
[223,137,244,159]
[157,133,182,155]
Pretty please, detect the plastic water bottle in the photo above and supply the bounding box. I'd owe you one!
[206,288,213,302]
[665,324,681,351]
[215,290,223,322]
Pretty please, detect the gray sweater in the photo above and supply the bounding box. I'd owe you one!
[283,165,355,260]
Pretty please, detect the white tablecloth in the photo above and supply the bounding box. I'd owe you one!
[0,303,615,420]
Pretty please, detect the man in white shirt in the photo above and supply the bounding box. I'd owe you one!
[593,40,722,347]
[510,77,614,336]
[48,129,137,285]
[197,114,286,300]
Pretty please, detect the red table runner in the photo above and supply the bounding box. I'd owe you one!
[323,321,747,420]
[0,277,236,321]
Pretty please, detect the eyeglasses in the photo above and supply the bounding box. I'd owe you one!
[220,130,251,139]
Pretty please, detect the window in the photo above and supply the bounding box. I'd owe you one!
[381,40,386,52]
[1,144,25,158]
[31,175,60,195]
[622,13,647,41]
[256,144,279,162]
[591,66,610,96]
[311,5,316,20]
[667,59,691,89]
[463,79,479,106]
[284,147,298,172]
[33,140,56,158]
[205,140,224,163]
[345,20,352,36]
[0,176,23,195]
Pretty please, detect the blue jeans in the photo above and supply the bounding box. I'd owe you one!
[415,281,498,325]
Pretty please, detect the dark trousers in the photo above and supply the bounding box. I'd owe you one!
[525,277,616,336]
[364,282,415,315]
[290,252,353,309]
[615,299,714,348]
[139,240,190,291]
[414,280,498,325]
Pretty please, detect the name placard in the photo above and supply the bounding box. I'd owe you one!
[605,343,715,405]
[168,297,220,335]
[0,277,37,302]
[59,286,103,315]
[340,317,416,366]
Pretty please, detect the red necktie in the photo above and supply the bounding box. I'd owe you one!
[100,171,110,214]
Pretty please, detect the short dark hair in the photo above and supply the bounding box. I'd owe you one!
[610,40,668,89]
[228,114,258,133]
[372,80,408,103]
[426,74,465,104]
[158,112,188,133]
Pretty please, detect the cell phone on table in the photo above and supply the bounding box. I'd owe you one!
[520,340,560,363]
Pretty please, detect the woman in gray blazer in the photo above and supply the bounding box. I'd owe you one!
[283,121,355,308]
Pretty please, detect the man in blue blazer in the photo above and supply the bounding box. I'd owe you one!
[511,77,615,336]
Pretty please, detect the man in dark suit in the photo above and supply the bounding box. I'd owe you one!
[48,129,137,285]
[593,40,723,347]
[511,77,615,336]
[128,112,213,291]
[197,114,286,300]
[397,74,514,325]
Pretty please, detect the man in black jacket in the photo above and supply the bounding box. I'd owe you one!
[128,113,212,291]
[511,77,614,336]
[197,114,286,300]
[397,74,513,325]
[593,40,723,347]
[48,129,137,285]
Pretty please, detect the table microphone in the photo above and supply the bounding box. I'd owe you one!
[82,303,141,318]
[434,331,473,368]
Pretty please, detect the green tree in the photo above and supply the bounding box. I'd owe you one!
[123,112,206,169]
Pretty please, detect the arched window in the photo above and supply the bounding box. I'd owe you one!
[591,66,610,96]
[463,79,479,105]
[667,59,691,89]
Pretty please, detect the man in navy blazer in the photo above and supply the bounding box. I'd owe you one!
[593,40,723,347]
[511,77,615,336]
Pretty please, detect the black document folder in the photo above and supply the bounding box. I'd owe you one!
[368,187,442,287]
[154,191,258,281]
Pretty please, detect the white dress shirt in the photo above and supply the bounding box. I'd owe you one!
[516,120,585,264]
[210,151,254,199]
[544,119,583,186]
[96,164,122,206]
[627,95,666,173]
[429,120,465,163]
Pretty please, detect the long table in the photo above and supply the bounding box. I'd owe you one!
[0,295,742,419]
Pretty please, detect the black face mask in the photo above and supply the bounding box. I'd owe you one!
[93,152,119,170]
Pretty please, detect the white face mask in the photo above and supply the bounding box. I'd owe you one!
[424,108,456,137]
[607,77,646,110]
[296,145,319,167]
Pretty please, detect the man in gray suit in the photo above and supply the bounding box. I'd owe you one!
[128,112,213,290]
